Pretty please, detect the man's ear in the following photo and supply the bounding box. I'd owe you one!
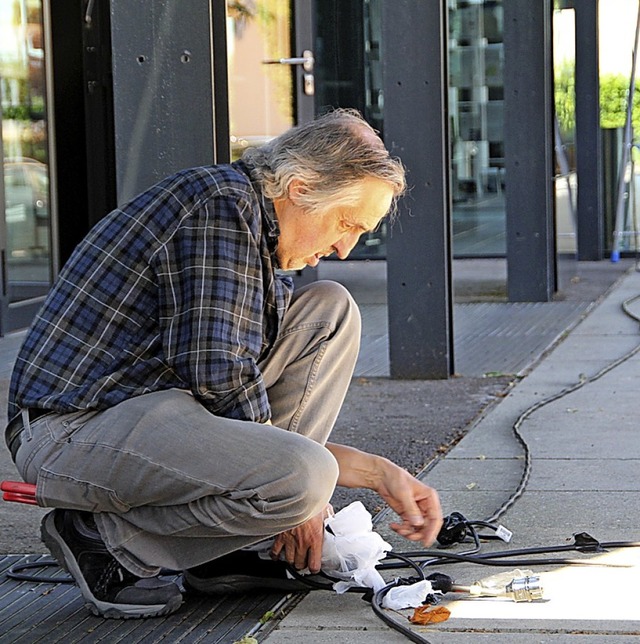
[288,179,308,205]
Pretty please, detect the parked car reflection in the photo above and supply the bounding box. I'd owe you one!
[3,157,50,259]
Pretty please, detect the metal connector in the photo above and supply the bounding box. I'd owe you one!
[504,575,544,602]
[455,571,544,602]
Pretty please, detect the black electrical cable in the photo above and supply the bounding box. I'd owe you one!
[366,287,640,642]
[371,580,435,644]
[385,551,428,580]
[384,549,613,570]
[5,288,640,644]
[367,535,640,644]
[484,287,640,524]
[467,519,504,534]
[6,559,72,584]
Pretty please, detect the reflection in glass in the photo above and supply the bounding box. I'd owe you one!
[0,0,52,300]
[553,7,578,263]
[226,0,294,160]
[314,0,388,259]
[450,0,506,257]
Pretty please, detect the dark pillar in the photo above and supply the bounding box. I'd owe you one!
[504,0,556,301]
[382,0,453,379]
[49,0,93,266]
[82,0,117,232]
[109,0,227,204]
[575,0,603,260]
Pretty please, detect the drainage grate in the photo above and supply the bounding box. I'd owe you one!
[0,555,292,643]
[356,301,589,377]
[453,301,589,376]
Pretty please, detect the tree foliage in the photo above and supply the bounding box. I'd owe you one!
[599,73,640,130]
[555,64,640,135]
[554,62,575,136]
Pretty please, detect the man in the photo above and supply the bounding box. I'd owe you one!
[6,109,442,619]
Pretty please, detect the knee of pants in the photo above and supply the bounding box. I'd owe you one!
[287,442,339,522]
[299,280,362,339]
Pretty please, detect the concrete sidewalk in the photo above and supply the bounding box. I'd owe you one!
[0,261,638,642]
[264,266,640,643]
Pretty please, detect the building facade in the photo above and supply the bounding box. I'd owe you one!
[0,0,622,376]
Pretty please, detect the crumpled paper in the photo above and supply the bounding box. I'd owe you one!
[319,501,391,593]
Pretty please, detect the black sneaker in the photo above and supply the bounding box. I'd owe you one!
[41,509,183,619]
[183,550,330,595]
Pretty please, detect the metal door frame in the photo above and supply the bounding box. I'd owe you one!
[290,0,318,286]
[293,0,316,124]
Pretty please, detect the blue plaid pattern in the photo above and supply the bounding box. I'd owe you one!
[8,161,293,422]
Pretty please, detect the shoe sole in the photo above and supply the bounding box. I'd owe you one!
[183,571,315,595]
[41,512,182,619]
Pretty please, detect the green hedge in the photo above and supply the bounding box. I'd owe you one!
[599,73,640,130]
[555,66,640,135]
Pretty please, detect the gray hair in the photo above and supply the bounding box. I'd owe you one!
[244,108,406,218]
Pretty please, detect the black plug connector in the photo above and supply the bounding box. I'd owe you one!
[426,572,454,593]
[436,512,469,546]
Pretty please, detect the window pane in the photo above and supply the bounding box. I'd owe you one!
[227,0,295,160]
[1,0,52,300]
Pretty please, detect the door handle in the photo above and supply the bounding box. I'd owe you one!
[263,50,314,72]
[263,50,314,96]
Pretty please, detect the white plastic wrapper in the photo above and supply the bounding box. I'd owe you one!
[319,501,392,593]
[381,579,436,610]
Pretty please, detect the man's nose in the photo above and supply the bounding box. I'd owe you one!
[334,232,361,259]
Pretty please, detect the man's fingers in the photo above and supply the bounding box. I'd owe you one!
[270,536,283,559]
[294,547,309,571]
[306,543,322,573]
[390,521,424,540]
[269,509,327,570]
[407,513,426,528]
[390,516,441,546]
[285,540,296,566]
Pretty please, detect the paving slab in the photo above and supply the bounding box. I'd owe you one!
[266,269,640,643]
[2,261,638,642]
[428,457,640,492]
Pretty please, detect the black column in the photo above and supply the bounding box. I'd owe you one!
[382,0,453,379]
[504,0,556,301]
[49,0,94,265]
[575,0,603,260]
[109,0,226,204]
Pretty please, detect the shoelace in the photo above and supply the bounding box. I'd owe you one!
[95,558,128,597]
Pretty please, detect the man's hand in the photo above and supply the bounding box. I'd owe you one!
[325,443,443,547]
[270,504,332,573]
[375,465,443,546]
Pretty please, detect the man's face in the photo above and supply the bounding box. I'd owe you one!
[274,177,395,271]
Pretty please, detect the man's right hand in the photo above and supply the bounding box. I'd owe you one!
[269,504,332,573]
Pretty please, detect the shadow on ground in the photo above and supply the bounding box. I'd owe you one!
[330,375,513,514]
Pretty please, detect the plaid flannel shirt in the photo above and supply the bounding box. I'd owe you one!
[8,160,293,422]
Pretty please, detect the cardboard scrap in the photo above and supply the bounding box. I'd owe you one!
[409,605,451,625]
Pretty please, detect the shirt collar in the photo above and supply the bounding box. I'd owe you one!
[233,159,280,253]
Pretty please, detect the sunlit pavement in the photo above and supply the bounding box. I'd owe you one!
[266,267,640,641]
[444,547,640,621]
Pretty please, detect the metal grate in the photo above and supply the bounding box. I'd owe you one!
[356,301,590,378]
[0,555,291,643]
[453,301,589,376]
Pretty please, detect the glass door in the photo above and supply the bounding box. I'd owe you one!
[0,0,54,334]
[226,0,314,159]
[553,4,578,289]
[449,0,506,258]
